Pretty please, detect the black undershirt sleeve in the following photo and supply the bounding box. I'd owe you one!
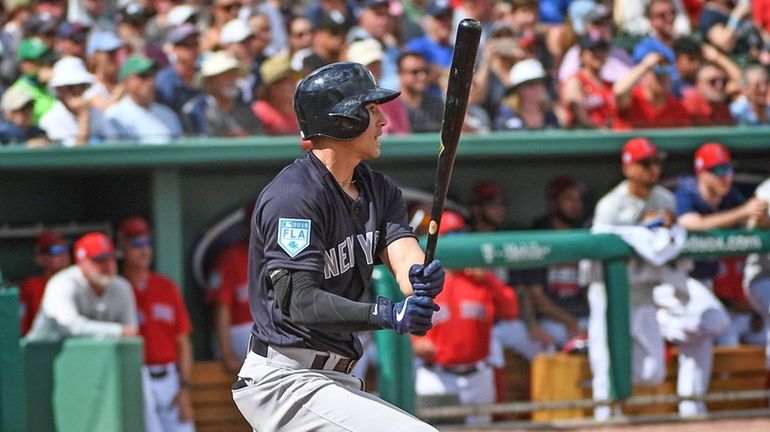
[271,268,382,332]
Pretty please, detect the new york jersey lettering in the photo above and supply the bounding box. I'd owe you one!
[324,230,380,279]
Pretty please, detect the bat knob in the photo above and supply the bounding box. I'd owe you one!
[428,220,438,235]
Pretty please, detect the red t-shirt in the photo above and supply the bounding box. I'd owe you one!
[252,100,300,136]
[132,273,193,365]
[681,87,734,126]
[713,256,747,303]
[19,275,48,335]
[414,270,518,366]
[619,85,691,128]
[565,70,618,129]
[209,242,253,325]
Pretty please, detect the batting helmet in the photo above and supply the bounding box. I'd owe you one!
[293,62,400,141]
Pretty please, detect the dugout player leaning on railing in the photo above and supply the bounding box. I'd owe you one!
[231,62,445,432]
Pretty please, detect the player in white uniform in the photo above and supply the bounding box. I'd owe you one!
[588,137,729,419]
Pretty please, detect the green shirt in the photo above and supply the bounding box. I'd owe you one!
[10,76,56,126]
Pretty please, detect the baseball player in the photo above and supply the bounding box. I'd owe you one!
[208,205,253,372]
[18,230,71,335]
[588,137,729,419]
[412,211,518,426]
[231,62,445,432]
[118,217,195,432]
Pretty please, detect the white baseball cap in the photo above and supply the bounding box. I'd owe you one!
[167,5,197,27]
[49,56,95,88]
[345,39,383,66]
[508,58,546,89]
[200,51,242,78]
[220,19,253,45]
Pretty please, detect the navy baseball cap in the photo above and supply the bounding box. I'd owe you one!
[579,33,609,51]
[59,22,89,42]
[427,1,453,18]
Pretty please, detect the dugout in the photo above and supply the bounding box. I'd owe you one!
[1,126,770,358]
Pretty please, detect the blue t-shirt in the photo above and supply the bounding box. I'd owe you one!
[248,151,415,358]
[674,176,746,279]
[0,121,46,145]
[405,36,453,68]
[154,65,202,117]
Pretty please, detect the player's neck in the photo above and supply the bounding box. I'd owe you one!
[123,266,150,288]
[627,180,653,199]
[312,148,357,187]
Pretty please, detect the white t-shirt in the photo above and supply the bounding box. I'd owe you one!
[26,265,137,340]
[105,96,182,144]
[744,178,770,289]
[38,100,111,147]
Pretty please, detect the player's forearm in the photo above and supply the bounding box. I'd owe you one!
[214,305,235,355]
[176,334,194,387]
[678,209,747,231]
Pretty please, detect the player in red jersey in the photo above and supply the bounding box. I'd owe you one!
[119,217,195,432]
[19,230,70,335]
[208,205,254,372]
[412,211,518,426]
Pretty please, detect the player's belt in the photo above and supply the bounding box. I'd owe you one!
[249,336,358,374]
[426,362,482,377]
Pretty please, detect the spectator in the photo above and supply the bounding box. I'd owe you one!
[613,52,690,128]
[299,13,347,74]
[671,37,743,100]
[105,57,182,144]
[632,0,679,67]
[285,16,314,71]
[201,0,243,52]
[558,3,633,85]
[495,58,559,131]
[347,0,400,90]
[505,0,557,70]
[470,24,527,124]
[22,14,58,49]
[675,143,768,346]
[31,0,66,22]
[468,180,508,233]
[11,37,56,125]
[252,52,299,136]
[412,211,518,426]
[617,0,691,37]
[404,3,454,82]
[18,230,71,336]
[562,33,617,129]
[26,232,139,340]
[304,0,357,34]
[245,12,274,96]
[155,24,202,118]
[68,0,113,32]
[116,3,169,69]
[118,217,195,432]
[730,65,770,125]
[589,137,728,419]
[523,176,589,348]
[220,18,267,103]
[699,0,762,60]
[0,87,49,147]
[55,21,89,60]
[207,205,253,372]
[398,0,430,42]
[40,56,112,146]
[398,51,444,133]
[84,31,125,112]
[253,0,288,56]
[681,62,735,126]
[183,51,262,137]
[344,38,412,135]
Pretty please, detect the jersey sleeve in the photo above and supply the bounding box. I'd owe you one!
[376,174,416,255]
[213,251,236,306]
[486,272,519,320]
[258,184,327,273]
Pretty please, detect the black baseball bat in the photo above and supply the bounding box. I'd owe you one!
[423,19,482,265]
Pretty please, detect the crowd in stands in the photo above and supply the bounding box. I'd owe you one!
[2,0,770,146]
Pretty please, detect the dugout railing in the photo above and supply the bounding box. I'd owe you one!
[371,229,770,418]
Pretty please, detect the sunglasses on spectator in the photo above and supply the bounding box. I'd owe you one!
[402,68,429,76]
[42,244,68,256]
[709,77,727,87]
[129,237,153,248]
[637,157,662,168]
[651,10,675,20]
[708,164,733,177]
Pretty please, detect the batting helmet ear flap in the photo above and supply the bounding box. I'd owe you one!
[328,104,370,140]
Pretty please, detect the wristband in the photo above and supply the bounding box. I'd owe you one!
[728,16,740,30]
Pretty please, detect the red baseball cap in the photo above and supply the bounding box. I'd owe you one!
[74,232,116,262]
[694,142,731,174]
[472,180,504,204]
[439,210,467,235]
[35,230,67,255]
[119,216,150,240]
[621,137,659,167]
[547,176,578,200]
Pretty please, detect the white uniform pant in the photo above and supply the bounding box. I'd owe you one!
[588,278,729,420]
[748,277,770,369]
[141,363,196,432]
[233,350,437,432]
[493,319,555,361]
[414,363,495,426]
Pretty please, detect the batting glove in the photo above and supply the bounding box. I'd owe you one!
[375,295,439,335]
[409,259,445,298]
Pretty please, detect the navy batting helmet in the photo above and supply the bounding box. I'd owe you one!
[294,62,400,141]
